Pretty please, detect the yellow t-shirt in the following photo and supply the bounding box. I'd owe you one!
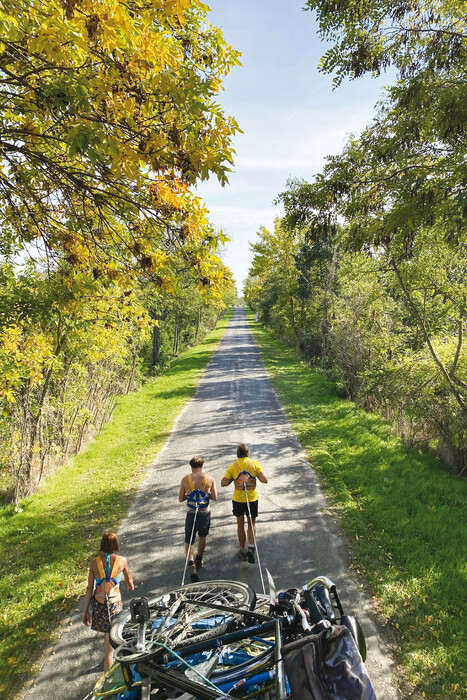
[224,457,263,503]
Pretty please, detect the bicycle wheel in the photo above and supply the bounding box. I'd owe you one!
[188,595,276,685]
[110,580,255,650]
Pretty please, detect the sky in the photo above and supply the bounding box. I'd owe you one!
[195,0,392,293]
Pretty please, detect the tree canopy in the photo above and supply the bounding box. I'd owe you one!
[305,0,466,83]
[0,0,240,290]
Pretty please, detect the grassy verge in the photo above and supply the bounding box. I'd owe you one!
[247,313,466,700]
[0,311,232,700]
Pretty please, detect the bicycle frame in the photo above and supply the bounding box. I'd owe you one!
[115,607,287,699]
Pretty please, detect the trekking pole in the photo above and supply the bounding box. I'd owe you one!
[181,504,198,586]
[244,483,266,595]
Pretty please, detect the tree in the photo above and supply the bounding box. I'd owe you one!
[302,0,466,251]
[246,221,301,346]
[279,0,467,430]
[245,218,337,361]
[0,0,241,290]
[305,0,466,84]
[0,261,153,500]
[0,0,242,499]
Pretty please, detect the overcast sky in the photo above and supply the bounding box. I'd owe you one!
[195,0,391,293]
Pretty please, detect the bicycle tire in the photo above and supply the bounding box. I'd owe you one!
[110,580,255,650]
[209,592,276,681]
[211,642,275,683]
[183,595,276,684]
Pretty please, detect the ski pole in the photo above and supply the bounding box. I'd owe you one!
[244,482,266,595]
[181,504,198,586]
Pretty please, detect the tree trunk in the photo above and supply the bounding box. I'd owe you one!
[321,249,338,358]
[173,323,179,355]
[13,384,31,503]
[125,344,139,394]
[152,323,160,367]
[390,258,467,415]
[289,296,300,344]
[195,307,201,343]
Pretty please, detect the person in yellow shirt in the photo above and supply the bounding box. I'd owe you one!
[221,443,268,563]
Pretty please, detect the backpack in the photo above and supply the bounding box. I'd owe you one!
[234,460,256,492]
[94,554,122,605]
[186,474,210,510]
[282,625,376,700]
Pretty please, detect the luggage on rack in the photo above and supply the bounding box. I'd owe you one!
[282,625,376,700]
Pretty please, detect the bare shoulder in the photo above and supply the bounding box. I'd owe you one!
[115,554,127,571]
[89,557,99,576]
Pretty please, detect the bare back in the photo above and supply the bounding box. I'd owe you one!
[179,470,217,505]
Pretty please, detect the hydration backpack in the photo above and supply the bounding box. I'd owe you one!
[234,460,257,491]
[186,474,210,510]
[94,554,122,605]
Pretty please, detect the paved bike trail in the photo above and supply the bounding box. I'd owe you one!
[25,307,400,700]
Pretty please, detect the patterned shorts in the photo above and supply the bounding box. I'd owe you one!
[91,596,122,633]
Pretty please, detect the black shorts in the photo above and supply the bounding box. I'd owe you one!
[232,499,258,519]
[185,510,211,544]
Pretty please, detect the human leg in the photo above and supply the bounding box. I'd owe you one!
[196,536,206,558]
[245,500,258,543]
[185,511,197,559]
[236,515,246,549]
[195,511,210,569]
[232,500,248,549]
[245,501,259,564]
[196,512,210,556]
[246,515,256,563]
[104,632,114,671]
[184,511,199,581]
[246,516,256,545]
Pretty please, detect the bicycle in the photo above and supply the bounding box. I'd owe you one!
[92,575,374,700]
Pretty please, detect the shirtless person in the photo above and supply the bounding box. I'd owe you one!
[179,456,217,581]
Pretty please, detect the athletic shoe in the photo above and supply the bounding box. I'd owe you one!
[195,555,203,571]
[188,561,199,582]
[238,549,248,561]
[247,548,255,564]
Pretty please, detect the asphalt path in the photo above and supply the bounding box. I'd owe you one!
[25,307,400,699]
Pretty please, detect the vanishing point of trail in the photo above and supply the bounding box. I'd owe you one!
[26,308,399,700]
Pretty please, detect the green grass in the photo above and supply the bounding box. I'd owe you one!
[248,312,466,700]
[0,311,232,700]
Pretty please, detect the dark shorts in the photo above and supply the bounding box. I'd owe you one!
[185,509,211,544]
[232,499,258,519]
